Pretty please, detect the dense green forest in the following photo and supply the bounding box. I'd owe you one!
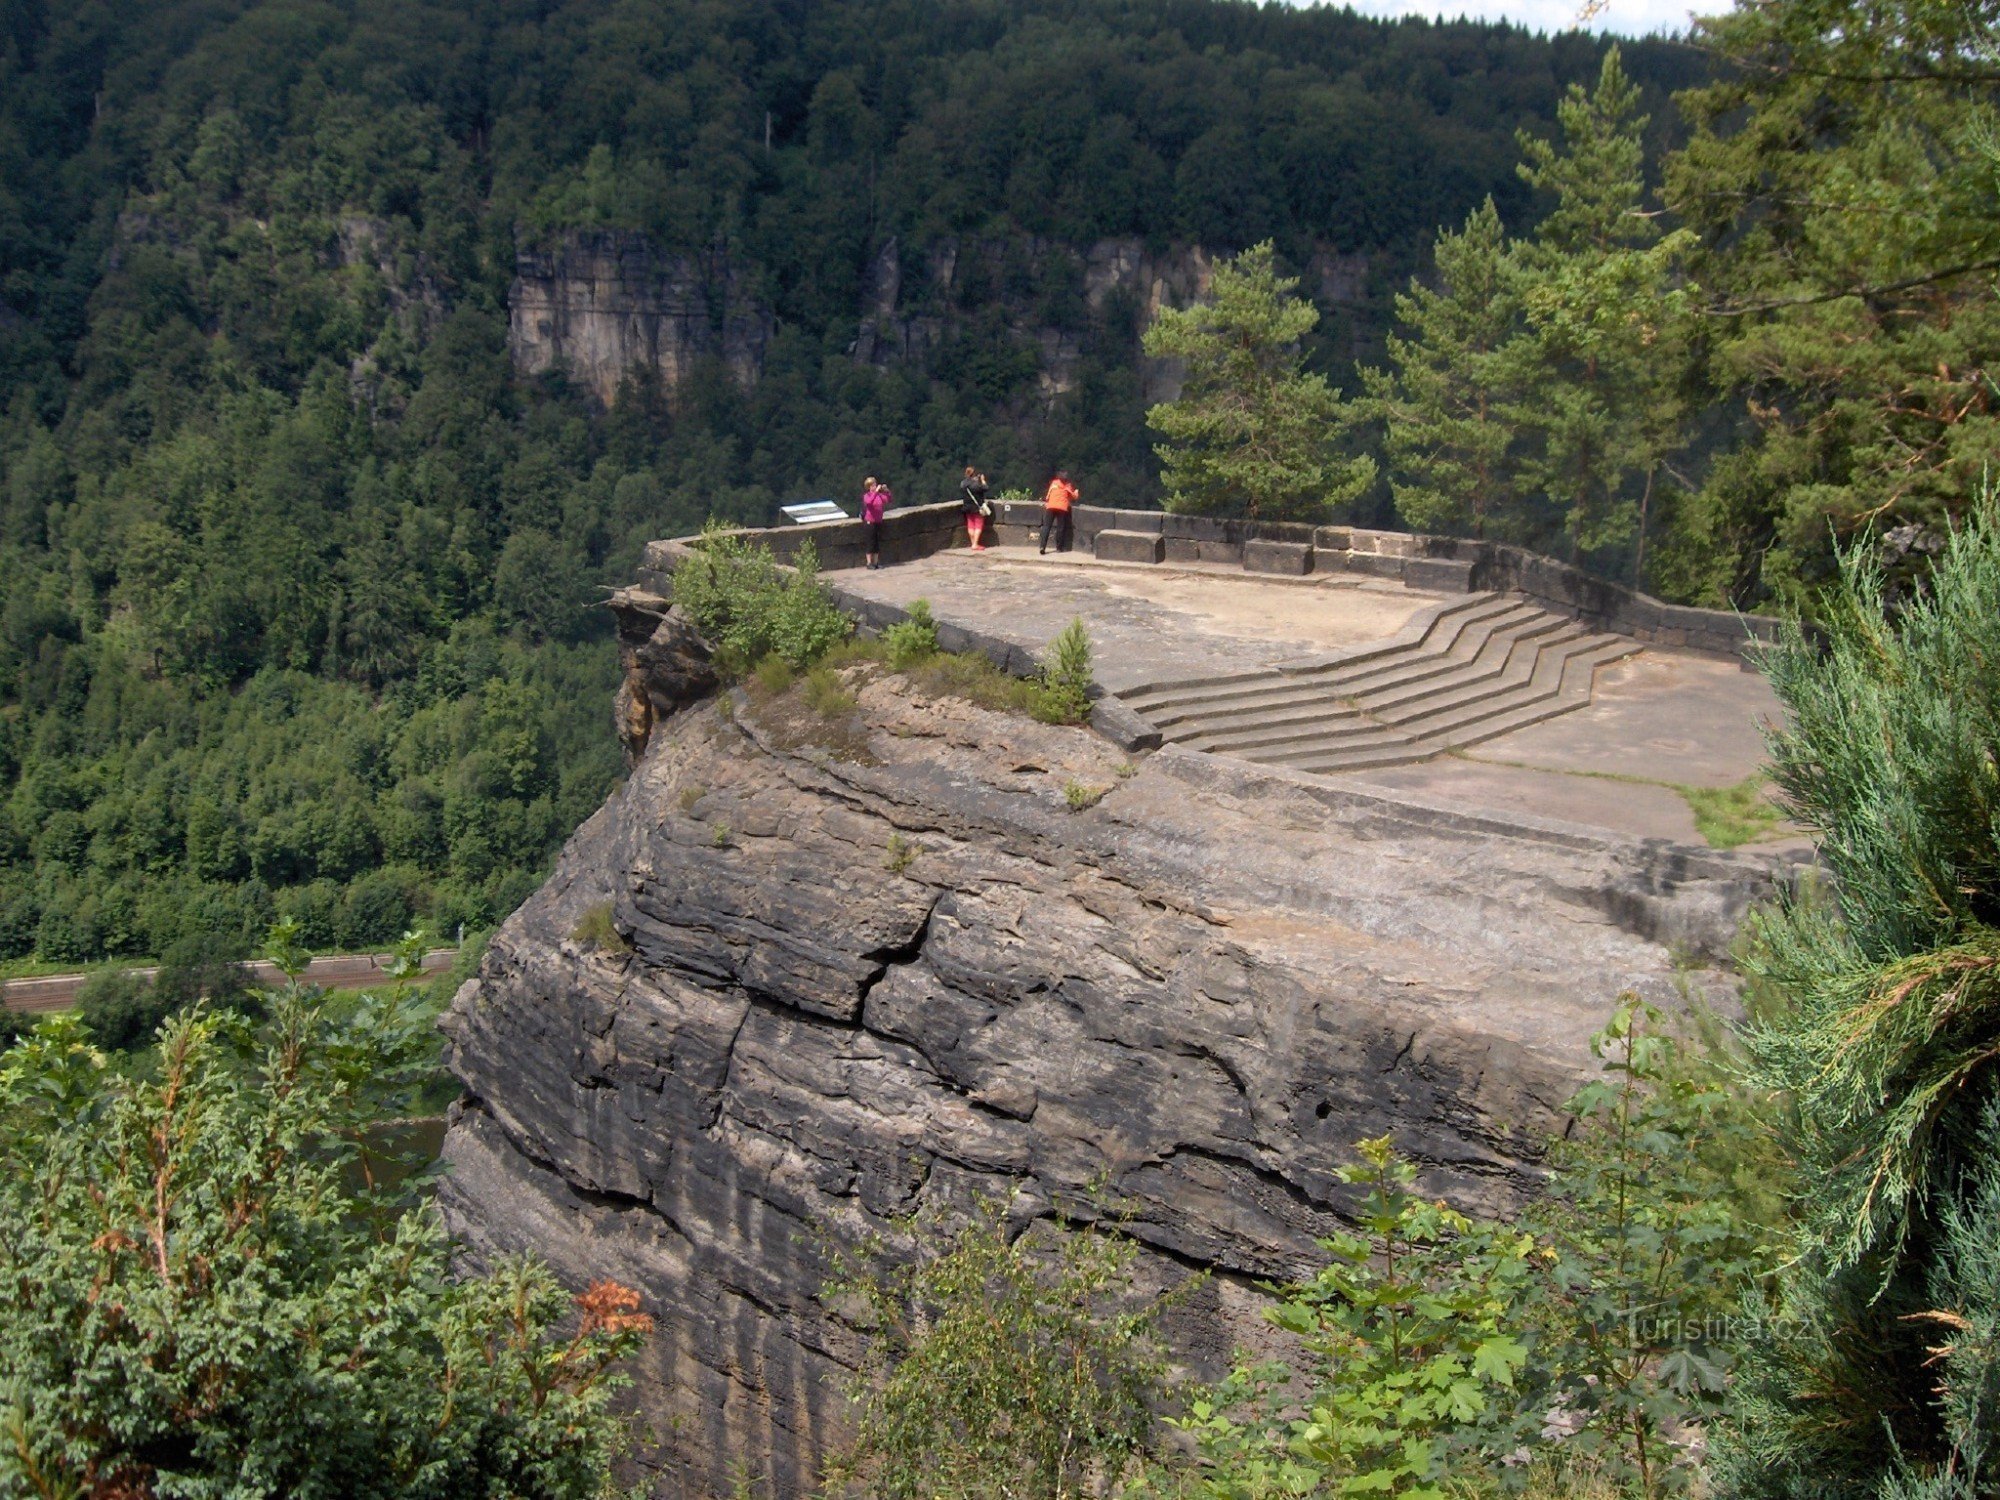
[0,0,1690,965]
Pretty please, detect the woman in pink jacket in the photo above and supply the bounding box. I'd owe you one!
[861,476,892,569]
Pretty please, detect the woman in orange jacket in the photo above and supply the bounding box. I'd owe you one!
[1038,470,1078,555]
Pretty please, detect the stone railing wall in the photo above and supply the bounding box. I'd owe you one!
[637,499,1778,666]
[979,501,1777,662]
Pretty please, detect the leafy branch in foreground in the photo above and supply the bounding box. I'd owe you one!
[823,1193,1178,1500]
[1159,1000,1776,1500]
[0,928,651,1499]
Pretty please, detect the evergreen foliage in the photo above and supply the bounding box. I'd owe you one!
[1663,0,2000,605]
[669,535,851,675]
[1366,48,1689,572]
[1031,618,1096,726]
[1720,497,2000,1499]
[1363,200,1525,542]
[0,941,650,1497]
[1510,49,1690,566]
[1143,243,1375,523]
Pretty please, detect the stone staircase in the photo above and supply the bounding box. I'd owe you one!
[1118,593,1642,774]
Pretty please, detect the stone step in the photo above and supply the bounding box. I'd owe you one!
[1254,726,1416,766]
[1281,639,1642,773]
[1173,622,1592,750]
[1357,619,1592,721]
[1340,613,1581,714]
[1119,667,1289,713]
[1170,694,1368,744]
[1138,674,1301,728]
[1124,593,1514,715]
[1413,639,1642,751]
[1181,706,1386,757]
[1306,599,1543,696]
[1376,631,1613,736]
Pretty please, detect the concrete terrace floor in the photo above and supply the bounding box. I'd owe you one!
[827,548,1804,851]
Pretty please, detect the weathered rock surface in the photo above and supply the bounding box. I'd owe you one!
[506,229,1368,406]
[510,230,776,404]
[438,657,1784,1498]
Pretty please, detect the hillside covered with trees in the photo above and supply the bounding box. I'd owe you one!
[0,0,1694,966]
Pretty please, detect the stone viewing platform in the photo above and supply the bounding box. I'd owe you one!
[638,501,1798,851]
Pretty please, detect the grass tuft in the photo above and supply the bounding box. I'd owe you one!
[1681,775,1785,849]
[569,902,632,956]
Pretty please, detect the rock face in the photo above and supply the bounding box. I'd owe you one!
[437,649,1780,1498]
[506,230,1368,405]
[509,230,777,405]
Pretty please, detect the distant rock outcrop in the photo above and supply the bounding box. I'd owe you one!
[505,230,1369,406]
[509,230,777,405]
[437,627,1781,1498]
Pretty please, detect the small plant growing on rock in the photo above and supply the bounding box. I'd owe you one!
[711,821,732,848]
[1030,618,1095,725]
[750,654,797,698]
[569,901,632,957]
[672,533,850,675]
[802,664,857,718]
[1063,780,1106,812]
[883,600,940,669]
[885,833,918,874]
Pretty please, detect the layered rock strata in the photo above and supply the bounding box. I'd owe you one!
[510,231,776,404]
[438,641,1784,1498]
[506,230,1368,404]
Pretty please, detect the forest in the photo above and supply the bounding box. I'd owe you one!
[1,0,1991,969]
[0,0,1700,966]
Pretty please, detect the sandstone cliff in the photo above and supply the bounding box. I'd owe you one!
[437,622,1778,1498]
[510,230,776,406]
[506,230,1369,405]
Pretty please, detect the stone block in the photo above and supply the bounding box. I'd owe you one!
[1088,695,1162,752]
[1402,557,1476,594]
[1342,552,1406,580]
[1163,537,1201,564]
[1112,509,1164,534]
[1095,529,1166,564]
[1163,513,1229,541]
[1312,526,1354,552]
[1197,540,1243,565]
[1349,529,1420,558]
[1243,539,1314,575]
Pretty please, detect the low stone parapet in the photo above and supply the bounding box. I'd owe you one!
[1244,538,1314,575]
[1403,557,1476,593]
[1095,529,1166,564]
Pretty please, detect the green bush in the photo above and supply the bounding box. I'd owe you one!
[883,599,940,669]
[1716,497,2000,1499]
[826,1194,1177,1500]
[74,968,176,1053]
[1030,617,1095,725]
[801,664,857,718]
[0,960,649,1497]
[1162,1002,1775,1500]
[671,534,851,675]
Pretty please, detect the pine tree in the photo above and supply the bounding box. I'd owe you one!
[1512,47,1691,570]
[1664,0,2000,606]
[1717,496,2000,1499]
[1142,242,1375,523]
[1363,199,1527,541]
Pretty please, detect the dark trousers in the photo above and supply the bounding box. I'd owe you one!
[1039,509,1073,553]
